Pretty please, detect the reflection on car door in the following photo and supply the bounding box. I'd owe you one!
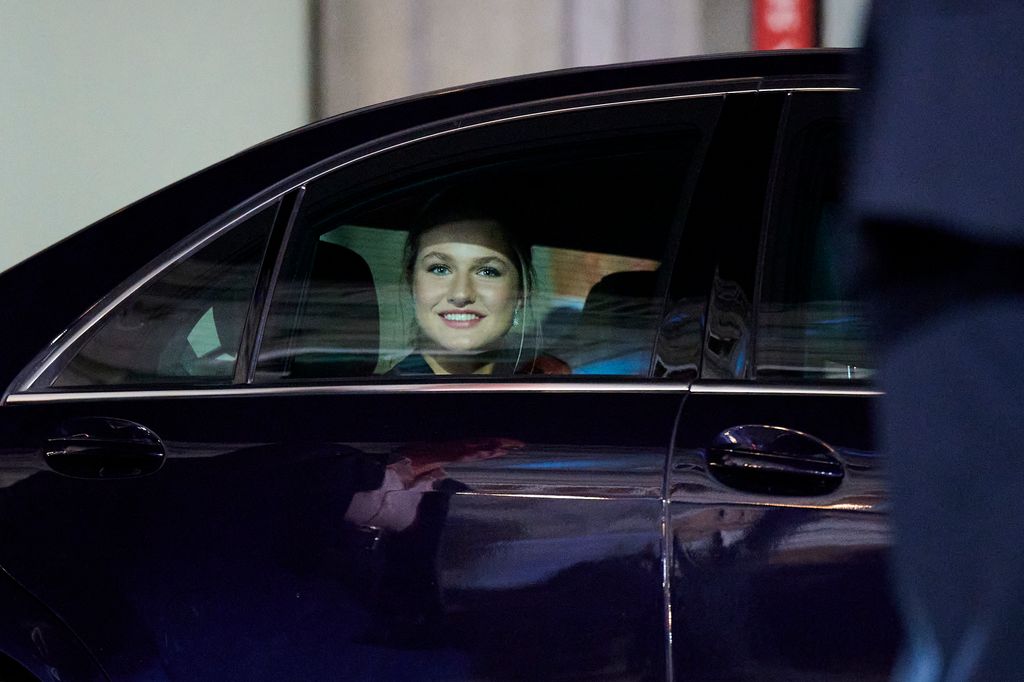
[666,90,903,680]
[670,391,900,680]
[0,389,682,680]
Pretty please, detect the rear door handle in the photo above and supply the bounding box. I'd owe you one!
[707,424,843,496]
[42,417,165,479]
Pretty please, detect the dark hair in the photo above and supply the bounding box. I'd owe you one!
[402,186,534,297]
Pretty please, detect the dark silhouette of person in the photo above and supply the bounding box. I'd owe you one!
[849,3,1024,680]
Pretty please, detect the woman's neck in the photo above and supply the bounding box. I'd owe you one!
[422,352,495,375]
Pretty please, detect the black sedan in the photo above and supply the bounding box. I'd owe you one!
[0,50,901,681]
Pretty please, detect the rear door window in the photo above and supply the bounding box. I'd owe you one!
[254,99,722,381]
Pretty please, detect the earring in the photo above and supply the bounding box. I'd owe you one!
[512,307,521,327]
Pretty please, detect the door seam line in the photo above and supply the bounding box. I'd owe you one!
[662,390,688,682]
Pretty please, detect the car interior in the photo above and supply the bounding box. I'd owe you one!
[256,133,700,381]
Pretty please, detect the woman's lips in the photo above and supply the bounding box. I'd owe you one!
[439,311,484,329]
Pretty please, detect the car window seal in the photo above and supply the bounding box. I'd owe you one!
[241,187,305,385]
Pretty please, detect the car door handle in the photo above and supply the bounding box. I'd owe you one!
[706,424,843,496]
[42,417,165,479]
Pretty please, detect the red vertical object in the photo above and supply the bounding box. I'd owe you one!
[753,0,817,50]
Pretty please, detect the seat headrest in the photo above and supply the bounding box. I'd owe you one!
[571,270,662,374]
[287,241,380,378]
[582,271,659,314]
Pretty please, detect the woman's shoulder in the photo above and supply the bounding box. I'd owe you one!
[385,353,433,376]
[515,353,571,376]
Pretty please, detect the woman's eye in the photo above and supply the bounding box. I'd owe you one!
[426,264,451,275]
[477,266,502,278]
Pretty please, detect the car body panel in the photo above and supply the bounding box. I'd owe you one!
[0,391,680,680]
[0,568,106,682]
[669,390,900,680]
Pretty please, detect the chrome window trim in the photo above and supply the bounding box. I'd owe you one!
[690,382,881,397]
[9,84,857,400]
[2,380,883,405]
[758,87,856,93]
[4,381,692,404]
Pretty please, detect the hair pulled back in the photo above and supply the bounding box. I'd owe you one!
[402,186,535,298]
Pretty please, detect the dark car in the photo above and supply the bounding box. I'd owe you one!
[0,50,901,681]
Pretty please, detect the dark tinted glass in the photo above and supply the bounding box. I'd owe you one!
[691,93,786,381]
[40,205,276,388]
[255,116,712,381]
[755,92,873,381]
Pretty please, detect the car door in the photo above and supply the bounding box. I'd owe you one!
[0,91,724,681]
[666,90,903,680]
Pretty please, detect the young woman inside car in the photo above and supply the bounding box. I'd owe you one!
[388,188,568,376]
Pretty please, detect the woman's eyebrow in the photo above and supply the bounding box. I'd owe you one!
[473,255,510,266]
[420,251,450,261]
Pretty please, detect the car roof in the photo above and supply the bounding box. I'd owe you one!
[249,49,852,185]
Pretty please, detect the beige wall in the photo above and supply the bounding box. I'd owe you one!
[0,1,311,273]
[315,0,714,118]
[822,0,871,47]
[318,0,563,117]
[2,1,868,274]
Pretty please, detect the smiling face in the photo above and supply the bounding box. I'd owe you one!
[411,219,522,356]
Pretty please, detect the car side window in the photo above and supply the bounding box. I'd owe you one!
[755,92,874,381]
[32,204,277,389]
[254,101,720,381]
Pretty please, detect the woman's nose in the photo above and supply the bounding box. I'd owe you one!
[447,272,475,306]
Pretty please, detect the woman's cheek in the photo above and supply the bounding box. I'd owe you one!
[481,279,518,313]
[412,279,442,315]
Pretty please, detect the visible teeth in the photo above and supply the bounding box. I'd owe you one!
[443,313,479,321]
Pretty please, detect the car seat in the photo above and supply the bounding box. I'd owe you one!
[283,241,380,378]
[571,270,662,375]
